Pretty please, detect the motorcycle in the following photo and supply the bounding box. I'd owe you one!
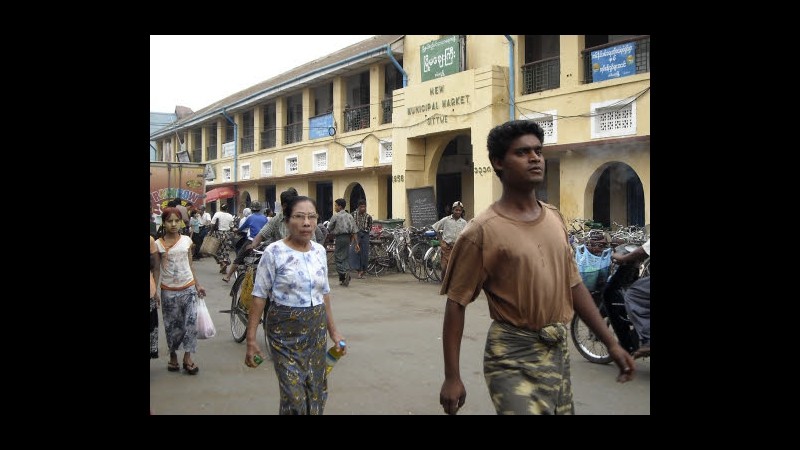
[570,243,649,364]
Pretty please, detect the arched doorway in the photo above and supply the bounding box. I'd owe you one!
[240,191,252,211]
[316,182,333,221]
[590,163,644,227]
[349,184,365,214]
[435,134,471,219]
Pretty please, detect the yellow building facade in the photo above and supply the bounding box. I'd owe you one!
[151,35,650,228]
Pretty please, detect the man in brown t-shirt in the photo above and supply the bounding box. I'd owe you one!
[438,120,635,415]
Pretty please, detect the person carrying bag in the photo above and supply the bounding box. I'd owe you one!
[199,233,221,257]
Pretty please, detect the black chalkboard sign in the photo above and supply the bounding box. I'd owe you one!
[407,186,438,228]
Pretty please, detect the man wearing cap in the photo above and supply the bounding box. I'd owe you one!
[431,201,468,275]
[223,201,268,283]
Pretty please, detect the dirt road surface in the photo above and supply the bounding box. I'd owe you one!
[150,255,650,415]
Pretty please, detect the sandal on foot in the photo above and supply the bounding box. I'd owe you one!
[167,361,180,372]
[183,362,199,375]
[222,277,230,283]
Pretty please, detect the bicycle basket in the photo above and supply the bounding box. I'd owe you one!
[240,267,256,310]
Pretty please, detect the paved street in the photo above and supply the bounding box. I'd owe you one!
[150,254,650,415]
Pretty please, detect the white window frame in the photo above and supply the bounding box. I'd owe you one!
[313,149,328,171]
[222,166,232,182]
[240,162,251,180]
[344,143,363,168]
[285,154,299,175]
[590,97,637,139]
[519,110,557,145]
[260,159,273,177]
[379,139,393,164]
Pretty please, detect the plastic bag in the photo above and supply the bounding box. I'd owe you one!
[575,245,612,291]
[196,297,216,339]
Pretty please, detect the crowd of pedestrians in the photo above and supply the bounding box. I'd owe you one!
[150,120,648,415]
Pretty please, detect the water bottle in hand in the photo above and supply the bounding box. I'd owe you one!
[325,340,346,375]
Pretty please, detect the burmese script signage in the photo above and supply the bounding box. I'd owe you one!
[406,186,438,228]
[420,35,462,82]
[309,113,334,139]
[591,42,637,82]
[222,141,235,158]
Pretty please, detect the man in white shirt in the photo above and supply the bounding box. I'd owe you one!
[210,203,235,273]
[431,201,468,274]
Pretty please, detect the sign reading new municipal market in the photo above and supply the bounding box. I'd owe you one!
[591,42,637,82]
[420,35,463,82]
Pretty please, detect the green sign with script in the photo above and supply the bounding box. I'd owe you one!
[420,35,462,82]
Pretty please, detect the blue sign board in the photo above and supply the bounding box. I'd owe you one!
[309,113,334,139]
[591,42,637,82]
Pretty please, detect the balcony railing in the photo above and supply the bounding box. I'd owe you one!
[582,35,650,84]
[345,104,370,132]
[261,128,276,149]
[284,122,302,145]
[240,134,254,153]
[207,144,217,161]
[381,98,393,124]
[521,56,560,94]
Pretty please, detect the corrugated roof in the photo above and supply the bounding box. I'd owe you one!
[153,35,403,138]
[150,112,177,134]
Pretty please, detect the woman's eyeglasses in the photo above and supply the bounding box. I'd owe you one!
[291,213,319,221]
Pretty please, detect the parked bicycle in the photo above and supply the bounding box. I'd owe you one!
[419,230,443,282]
[228,247,269,349]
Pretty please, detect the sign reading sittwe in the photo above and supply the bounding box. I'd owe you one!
[420,35,462,82]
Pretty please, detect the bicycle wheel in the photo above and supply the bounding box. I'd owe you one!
[395,246,408,273]
[409,242,430,281]
[367,242,387,276]
[427,247,442,282]
[230,276,248,343]
[569,312,614,364]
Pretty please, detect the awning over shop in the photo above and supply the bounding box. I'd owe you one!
[204,186,236,202]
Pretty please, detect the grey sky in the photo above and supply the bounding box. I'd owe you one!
[150,35,375,113]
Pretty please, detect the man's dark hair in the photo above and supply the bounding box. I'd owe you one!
[357,198,366,207]
[280,187,298,205]
[335,198,346,208]
[486,120,545,179]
